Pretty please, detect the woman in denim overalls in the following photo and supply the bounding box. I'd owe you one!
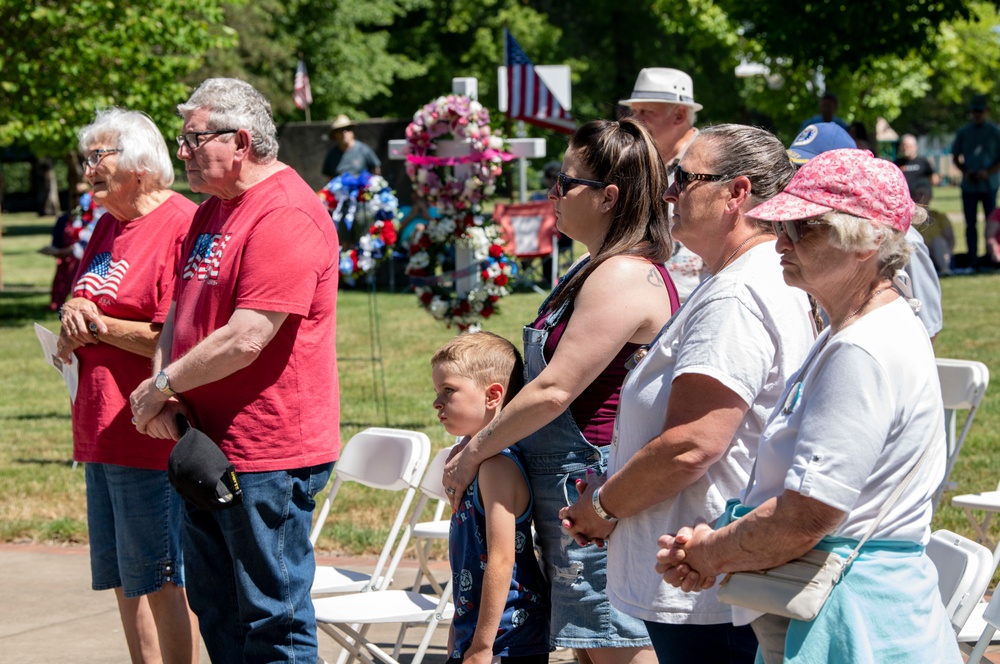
[444,119,679,664]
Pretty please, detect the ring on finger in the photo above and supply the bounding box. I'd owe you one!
[445,487,456,495]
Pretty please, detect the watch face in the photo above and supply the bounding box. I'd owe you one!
[156,372,168,390]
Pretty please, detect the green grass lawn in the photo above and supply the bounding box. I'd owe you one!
[2,208,999,561]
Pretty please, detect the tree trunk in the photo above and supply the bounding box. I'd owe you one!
[33,158,60,216]
[64,152,83,208]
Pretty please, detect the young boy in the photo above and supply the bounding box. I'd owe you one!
[431,332,550,664]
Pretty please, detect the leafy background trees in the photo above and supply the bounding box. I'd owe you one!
[3,0,1000,209]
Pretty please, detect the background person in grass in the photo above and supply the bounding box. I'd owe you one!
[56,107,199,664]
[432,332,550,664]
[444,119,679,664]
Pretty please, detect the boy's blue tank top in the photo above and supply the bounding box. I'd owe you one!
[449,447,551,658]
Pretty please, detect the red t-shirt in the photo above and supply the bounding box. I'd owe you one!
[171,167,340,472]
[71,193,196,469]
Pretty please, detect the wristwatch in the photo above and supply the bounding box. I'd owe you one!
[592,487,618,522]
[155,370,177,397]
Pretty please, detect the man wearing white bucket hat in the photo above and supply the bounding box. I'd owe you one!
[621,68,708,300]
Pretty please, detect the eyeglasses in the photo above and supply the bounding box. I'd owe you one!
[175,129,238,151]
[772,219,827,243]
[556,172,608,197]
[83,149,122,168]
[673,165,732,191]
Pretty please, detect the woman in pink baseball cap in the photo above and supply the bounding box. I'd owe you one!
[655,149,960,663]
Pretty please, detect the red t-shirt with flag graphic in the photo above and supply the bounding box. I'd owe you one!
[170,167,340,472]
[71,192,196,469]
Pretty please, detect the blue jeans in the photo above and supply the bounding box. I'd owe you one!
[644,621,758,664]
[182,463,333,664]
[961,188,997,258]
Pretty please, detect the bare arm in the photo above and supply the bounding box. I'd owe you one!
[560,373,748,542]
[462,456,530,664]
[443,256,674,506]
[130,307,288,435]
[56,297,160,361]
[656,490,845,592]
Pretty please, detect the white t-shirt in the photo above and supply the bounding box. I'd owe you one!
[606,241,815,625]
[744,297,945,540]
[732,297,945,626]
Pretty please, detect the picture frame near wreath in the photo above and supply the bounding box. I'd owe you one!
[403,93,518,329]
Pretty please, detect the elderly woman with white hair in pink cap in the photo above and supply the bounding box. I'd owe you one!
[655,149,961,663]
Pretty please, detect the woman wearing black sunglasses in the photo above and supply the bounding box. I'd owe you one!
[444,118,678,664]
[558,124,817,663]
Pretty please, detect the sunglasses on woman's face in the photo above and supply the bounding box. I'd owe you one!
[556,171,608,197]
[673,165,731,192]
[772,219,827,243]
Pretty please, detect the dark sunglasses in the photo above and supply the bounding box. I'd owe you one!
[673,165,732,191]
[556,171,608,197]
[772,219,826,243]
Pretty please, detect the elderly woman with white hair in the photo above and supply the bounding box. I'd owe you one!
[655,149,961,663]
[56,108,199,663]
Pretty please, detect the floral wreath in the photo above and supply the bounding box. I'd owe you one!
[318,171,400,281]
[404,94,517,328]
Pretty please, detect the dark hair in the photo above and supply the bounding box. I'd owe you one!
[547,118,672,311]
[821,92,839,103]
[696,124,797,232]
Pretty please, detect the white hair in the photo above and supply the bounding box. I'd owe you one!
[177,78,279,160]
[822,209,924,277]
[78,108,174,190]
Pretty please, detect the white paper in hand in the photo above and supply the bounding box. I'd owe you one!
[33,323,79,403]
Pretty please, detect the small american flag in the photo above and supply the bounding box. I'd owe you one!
[182,233,229,281]
[505,29,575,134]
[75,252,129,300]
[293,59,313,110]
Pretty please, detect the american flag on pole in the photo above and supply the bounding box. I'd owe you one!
[293,59,313,110]
[74,252,129,300]
[505,29,575,134]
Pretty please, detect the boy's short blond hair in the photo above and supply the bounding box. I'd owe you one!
[431,332,524,405]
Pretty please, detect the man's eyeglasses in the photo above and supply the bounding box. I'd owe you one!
[673,165,732,191]
[556,171,608,197]
[83,149,122,168]
[772,219,827,243]
[175,129,238,151]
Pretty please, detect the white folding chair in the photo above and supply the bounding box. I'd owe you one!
[927,529,995,634]
[310,428,430,596]
[965,590,1000,663]
[933,358,989,511]
[314,446,456,664]
[409,445,454,597]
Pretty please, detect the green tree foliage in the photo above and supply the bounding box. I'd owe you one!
[0,0,234,156]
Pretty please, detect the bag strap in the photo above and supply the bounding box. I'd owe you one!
[843,440,933,566]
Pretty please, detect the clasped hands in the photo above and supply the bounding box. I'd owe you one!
[55,297,107,363]
[655,522,720,593]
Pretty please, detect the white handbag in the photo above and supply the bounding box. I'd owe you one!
[716,443,931,621]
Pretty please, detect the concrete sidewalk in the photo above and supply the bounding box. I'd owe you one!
[2,542,996,663]
[0,543,458,664]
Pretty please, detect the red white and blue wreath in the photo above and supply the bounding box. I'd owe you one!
[404,94,517,328]
[318,170,400,281]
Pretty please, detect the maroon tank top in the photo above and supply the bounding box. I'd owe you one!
[530,261,677,446]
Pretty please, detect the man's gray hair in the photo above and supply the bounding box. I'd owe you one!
[78,108,174,190]
[178,78,279,160]
[697,124,796,230]
[822,209,923,278]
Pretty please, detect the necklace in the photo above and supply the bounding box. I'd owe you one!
[714,233,766,274]
[839,287,886,328]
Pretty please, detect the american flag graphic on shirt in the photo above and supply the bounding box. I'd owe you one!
[75,252,129,299]
[182,232,230,281]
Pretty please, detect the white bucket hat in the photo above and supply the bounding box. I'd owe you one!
[619,68,703,111]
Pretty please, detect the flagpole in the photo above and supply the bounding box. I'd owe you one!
[502,26,516,203]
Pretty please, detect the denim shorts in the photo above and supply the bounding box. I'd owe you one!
[86,463,186,597]
[523,446,651,649]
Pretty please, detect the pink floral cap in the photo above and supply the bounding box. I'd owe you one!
[747,148,915,232]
